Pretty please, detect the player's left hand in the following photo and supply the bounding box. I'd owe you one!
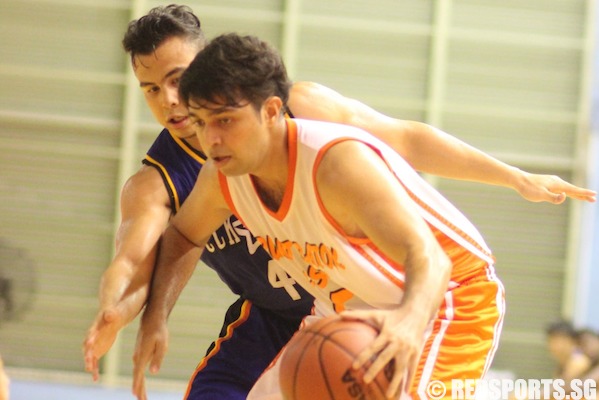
[340,307,427,399]
[515,171,596,204]
[132,312,169,400]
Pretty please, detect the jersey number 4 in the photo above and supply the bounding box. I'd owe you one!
[267,261,301,300]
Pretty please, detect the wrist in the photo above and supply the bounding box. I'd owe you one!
[507,166,527,193]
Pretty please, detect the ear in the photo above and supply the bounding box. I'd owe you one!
[262,96,284,126]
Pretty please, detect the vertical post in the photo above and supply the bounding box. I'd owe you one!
[281,0,302,79]
[563,0,597,323]
[102,0,147,387]
[423,0,453,186]
[569,0,599,328]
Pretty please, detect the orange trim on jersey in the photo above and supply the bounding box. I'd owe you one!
[388,163,495,262]
[312,136,494,261]
[183,300,253,399]
[311,136,372,245]
[144,154,182,211]
[255,119,298,221]
[354,244,406,289]
[167,130,207,164]
[218,172,251,229]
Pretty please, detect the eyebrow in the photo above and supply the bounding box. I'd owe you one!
[188,103,236,115]
[139,67,186,88]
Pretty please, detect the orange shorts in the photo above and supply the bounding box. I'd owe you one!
[409,271,505,399]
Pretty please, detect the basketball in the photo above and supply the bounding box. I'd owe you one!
[279,315,395,400]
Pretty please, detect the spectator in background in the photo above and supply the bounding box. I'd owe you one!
[546,320,591,382]
[577,328,599,385]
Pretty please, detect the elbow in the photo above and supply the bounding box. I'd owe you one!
[435,248,453,286]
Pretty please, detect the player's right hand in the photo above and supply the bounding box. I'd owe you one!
[83,307,125,381]
[132,313,169,400]
[515,171,596,204]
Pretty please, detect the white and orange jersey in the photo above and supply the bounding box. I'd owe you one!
[219,118,496,315]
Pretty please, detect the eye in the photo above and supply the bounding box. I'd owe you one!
[145,86,159,95]
[219,117,232,125]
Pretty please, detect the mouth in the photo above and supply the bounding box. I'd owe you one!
[168,115,189,129]
[212,155,231,167]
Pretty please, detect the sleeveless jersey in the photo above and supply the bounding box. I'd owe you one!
[143,128,313,313]
[219,119,496,315]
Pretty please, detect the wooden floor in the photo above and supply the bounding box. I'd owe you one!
[10,378,183,400]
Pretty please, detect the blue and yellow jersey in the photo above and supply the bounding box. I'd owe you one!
[143,128,313,314]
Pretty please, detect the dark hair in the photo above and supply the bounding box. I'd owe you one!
[576,328,599,339]
[546,320,577,337]
[122,4,205,63]
[179,33,292,112]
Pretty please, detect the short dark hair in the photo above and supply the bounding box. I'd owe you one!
[122,4,205,63]
[576,328,599,339]
[546,320,577,337]
[179,33,292,112]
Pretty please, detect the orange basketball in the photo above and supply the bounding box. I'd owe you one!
[279,315,394,400]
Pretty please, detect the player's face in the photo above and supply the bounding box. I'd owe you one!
[133,36,200,143]
[187,98,273,176]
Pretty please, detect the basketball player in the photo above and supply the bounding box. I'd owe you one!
[84,5,596,400]
[129,33,584,400]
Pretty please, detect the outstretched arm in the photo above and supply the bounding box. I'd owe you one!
[83,166,172,381]
[132,162,231,400]
[288,81,596,204]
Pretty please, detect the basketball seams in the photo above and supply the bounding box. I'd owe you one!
[280,316,390,400]
[315,328,387,399]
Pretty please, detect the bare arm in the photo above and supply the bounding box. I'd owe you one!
[289,81,596,203]
[316,140,452,398]
[132,161,231,400]
[83,166,171,380]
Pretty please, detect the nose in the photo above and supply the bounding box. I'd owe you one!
[161,86,179,108]
[200,125,222,148]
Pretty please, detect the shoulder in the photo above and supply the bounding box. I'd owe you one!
[121,165,170,209]
[315,139,377,183]
[288,81,347,122]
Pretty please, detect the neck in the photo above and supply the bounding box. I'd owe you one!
[251,118,289,212]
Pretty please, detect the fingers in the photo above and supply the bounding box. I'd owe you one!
[352,335,385,375]
[150,339,167,374]
[386,362,404,400]
[82,330,99,381]
[132,350,148,400]
[132,333,167,400]
[550,191,566,205]
[548,179,596,203]
[83,347,99,381]
[132,369,147,400]
[363,343,398,383]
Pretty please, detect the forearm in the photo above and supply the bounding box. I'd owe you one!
[144,225,203,321]
[400,242,452,322]
[98,259,151,325]
[401,121,521,187]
